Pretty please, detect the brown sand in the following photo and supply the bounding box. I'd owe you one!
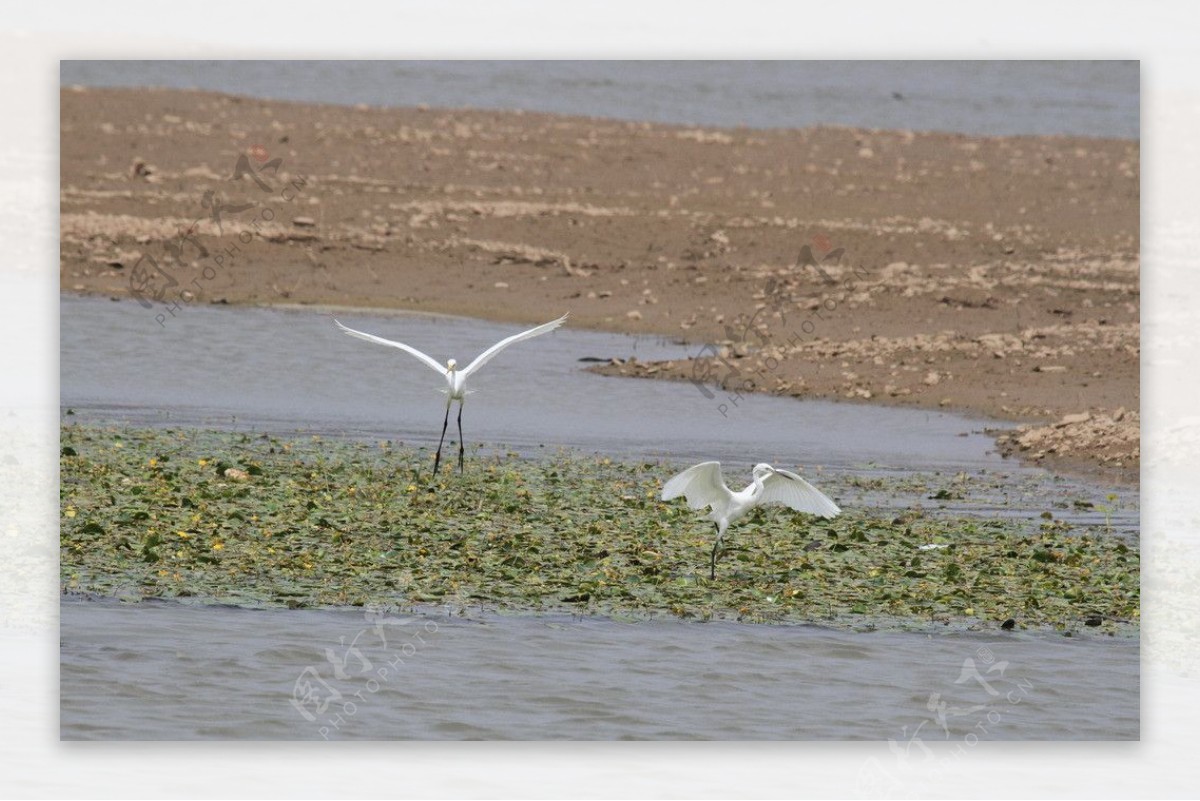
[60,87,1139,483]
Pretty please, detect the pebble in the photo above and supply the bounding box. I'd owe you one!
[293,216,316,227]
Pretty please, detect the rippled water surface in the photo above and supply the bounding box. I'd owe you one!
[61,601,1138,740]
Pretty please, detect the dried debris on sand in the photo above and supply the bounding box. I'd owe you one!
[993,409,1139,473]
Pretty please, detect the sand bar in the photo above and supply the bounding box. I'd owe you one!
[60,87,1139,481]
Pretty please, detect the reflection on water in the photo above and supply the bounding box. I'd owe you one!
[60,600,1138,740]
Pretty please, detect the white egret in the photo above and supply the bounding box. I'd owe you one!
[661,461,841,579]
[334,313,568,475]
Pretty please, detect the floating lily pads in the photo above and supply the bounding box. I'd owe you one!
[59,424,1140,633]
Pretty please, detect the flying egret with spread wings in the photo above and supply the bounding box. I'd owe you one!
[662,461,840,579]
[334,313,568,476]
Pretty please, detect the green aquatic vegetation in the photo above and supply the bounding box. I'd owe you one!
[1095,492,1119,534]
[59,424,1140,632]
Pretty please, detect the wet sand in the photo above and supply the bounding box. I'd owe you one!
[59,87,1139,482]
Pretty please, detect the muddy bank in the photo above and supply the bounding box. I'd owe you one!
[59,87,1139,481]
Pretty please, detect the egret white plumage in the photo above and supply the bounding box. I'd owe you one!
[662,461,841,579]
[334,313,568,476]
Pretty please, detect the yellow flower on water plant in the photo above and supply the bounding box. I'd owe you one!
[212,541,224,551]
[177,531,190,539]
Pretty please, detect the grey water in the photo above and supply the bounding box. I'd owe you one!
[59,295,1140,527]
[60,60,1139,139]
[60,294,1013,474]
[60,600,1138,740]
[59,295,1140,740]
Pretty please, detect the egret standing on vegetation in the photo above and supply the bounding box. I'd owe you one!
[662,461,841,579]
[334,313,568,476]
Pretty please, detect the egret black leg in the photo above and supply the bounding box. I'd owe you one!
[433,400,452,477]
[710,525,722,580]
[456,402,465,474]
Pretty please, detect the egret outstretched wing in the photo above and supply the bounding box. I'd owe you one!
[661,461,730,510]
[459,313,569,378]
[334,319,448,376]
[759,467,841,518]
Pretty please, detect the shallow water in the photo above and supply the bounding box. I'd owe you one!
[60,294,1140,530]
[58,295,1140,740]
[60,60,1139,139]
[60,600,1138,740]
[61,294,1019,474]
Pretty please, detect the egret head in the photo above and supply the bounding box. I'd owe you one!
[752,463,774,477]
[446,358,458,371]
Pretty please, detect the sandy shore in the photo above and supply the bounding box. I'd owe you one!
[60,87,1139,482]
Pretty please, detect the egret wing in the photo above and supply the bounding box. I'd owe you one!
[334,319,448,376]
[661,461,729,510]
[760,468,841,518]
[459,313,568,378]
